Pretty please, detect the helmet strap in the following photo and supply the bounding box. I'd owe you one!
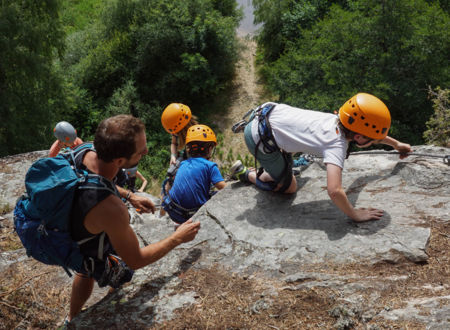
[354,134,374,148]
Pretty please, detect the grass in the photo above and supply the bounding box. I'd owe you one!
[0,213,448,328]
[0,217,23,252]
[0,203,10,215]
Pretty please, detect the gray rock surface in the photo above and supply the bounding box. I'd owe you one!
[0,150,47,209]
[1,145,449,328]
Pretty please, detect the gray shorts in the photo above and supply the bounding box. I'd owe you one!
[244,121,291,182]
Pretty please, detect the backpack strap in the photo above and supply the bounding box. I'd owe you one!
[67,143,119,261]
[65,142,120,197]
[80,174,119,197]
[64,142,95,169]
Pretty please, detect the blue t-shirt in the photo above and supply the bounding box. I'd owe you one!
[169,157,224,209]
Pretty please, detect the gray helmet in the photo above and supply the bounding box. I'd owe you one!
[54,121,77,144]
[125,166,138,177]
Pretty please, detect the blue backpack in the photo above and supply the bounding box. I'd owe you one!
[13,143,118,276]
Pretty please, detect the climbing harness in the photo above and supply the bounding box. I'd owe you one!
[253,104,293,192]
[231,104,294,191]
[231,108,255,133]
[160,182,199,224]
[161,195,199,224]
[255,104,279,154]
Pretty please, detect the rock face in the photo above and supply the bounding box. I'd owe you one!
[1,146,449,328]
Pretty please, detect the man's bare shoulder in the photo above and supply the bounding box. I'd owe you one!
[84,194,129,234]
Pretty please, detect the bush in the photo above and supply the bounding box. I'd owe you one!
[255,0,449,145]
[424,87,450,147]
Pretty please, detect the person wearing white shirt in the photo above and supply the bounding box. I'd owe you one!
[230,93,411,223]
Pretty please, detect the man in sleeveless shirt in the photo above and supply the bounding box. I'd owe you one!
[68,115,200,322]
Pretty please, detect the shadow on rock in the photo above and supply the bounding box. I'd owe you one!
[74,249,202,328]
[234,174,391,241]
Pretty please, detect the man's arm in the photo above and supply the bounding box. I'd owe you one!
[84,195,200,270]
[116,184,155,213]
[326,163,383,222]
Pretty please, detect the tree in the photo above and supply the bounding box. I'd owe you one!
[64,0,241,114]
[0,0,66,156]
[253,0,348,62]
[61,0,242,178]
[424,87,450,147]
[133,0,241,107]
[261,0,449,144]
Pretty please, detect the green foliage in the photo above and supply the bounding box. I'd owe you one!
[424,87,450,146]
[226,148,234,163]
[1,0,242,186]
[58,0,241,179]
[253,0,348,62]
[0,0,67,156]
[132,0,241,107]
[257,0,449,145]
[60,0,106,34]
[63,0,241,110]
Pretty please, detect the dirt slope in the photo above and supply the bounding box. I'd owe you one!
[213,37,267,169]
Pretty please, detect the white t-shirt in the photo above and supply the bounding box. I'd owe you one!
[251,102,348,168]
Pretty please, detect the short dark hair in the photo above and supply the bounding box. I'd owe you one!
[338,121,357,139]
[338,119,373,141]
[94,115,145,162]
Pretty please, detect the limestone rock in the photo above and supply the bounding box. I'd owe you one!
[1,145,449,328]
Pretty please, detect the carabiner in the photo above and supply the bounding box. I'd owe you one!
[444,155,449,166]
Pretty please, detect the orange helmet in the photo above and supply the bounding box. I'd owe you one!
[161,103,192,134]
[339,93,391,140]
[186,125,217,145]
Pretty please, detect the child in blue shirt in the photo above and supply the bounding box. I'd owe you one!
[162,125,226,224]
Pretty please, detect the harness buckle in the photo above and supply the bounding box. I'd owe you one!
[232,120,247,133]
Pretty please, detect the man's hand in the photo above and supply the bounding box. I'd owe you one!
[394,142,412,159]
[170,155,177,165]
[172,219,200,244]
[129,193,156,214]
[352,208,384,222]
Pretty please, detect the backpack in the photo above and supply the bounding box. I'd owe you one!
[13,143,118,276]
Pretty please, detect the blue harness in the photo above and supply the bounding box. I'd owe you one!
[254,104,293,193]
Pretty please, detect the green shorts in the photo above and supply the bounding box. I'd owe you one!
[244,121,291,183]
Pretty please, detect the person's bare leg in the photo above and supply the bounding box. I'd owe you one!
[68,274,94,321]
[247,169,274,184]
[275,174,297,194]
